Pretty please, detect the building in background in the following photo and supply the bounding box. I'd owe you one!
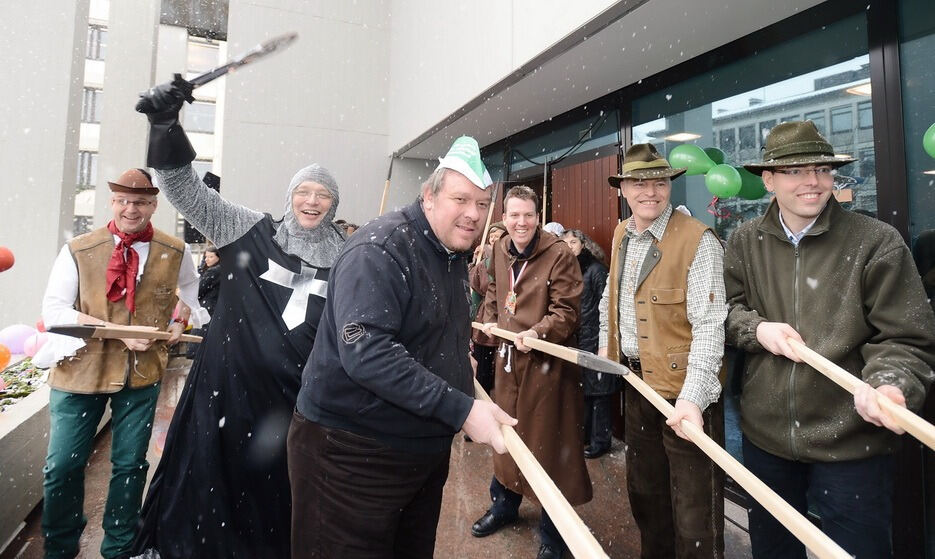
[0,1,933,553]
[74,0,225,240]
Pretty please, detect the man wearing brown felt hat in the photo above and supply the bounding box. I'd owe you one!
[40,167,203,559]
[725,120,935,558]
[107,167,160,195]
[600,142,727,558]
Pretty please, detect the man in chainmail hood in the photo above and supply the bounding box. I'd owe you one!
[131,76,346,558]
[273,163,345,267]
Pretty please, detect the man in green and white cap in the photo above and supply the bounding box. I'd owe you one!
[288,136,518,558]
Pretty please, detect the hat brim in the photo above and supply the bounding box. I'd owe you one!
[608,167,687,188]
[743,154,857,176]
[108,182,159,195]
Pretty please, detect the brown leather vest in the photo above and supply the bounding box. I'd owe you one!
[606,210,715,398]
[48,227,184,393]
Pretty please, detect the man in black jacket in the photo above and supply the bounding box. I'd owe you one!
[287,136,517,559]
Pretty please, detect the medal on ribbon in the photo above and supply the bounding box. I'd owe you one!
[504,290,517,315]
[504,261,527,316]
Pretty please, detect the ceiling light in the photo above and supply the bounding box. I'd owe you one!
[845,83,872,96]
[924,170,935,175]
[664,132,702,142]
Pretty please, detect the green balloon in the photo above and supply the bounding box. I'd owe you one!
[736,167,767,200]
[669,144,716,176]
[704,147,726,165]
[924,122,935,159]
[705,164,742,198]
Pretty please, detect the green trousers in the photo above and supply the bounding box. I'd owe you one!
[42,383,159,559]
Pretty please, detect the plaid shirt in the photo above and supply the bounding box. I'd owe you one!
[599,205,726,410]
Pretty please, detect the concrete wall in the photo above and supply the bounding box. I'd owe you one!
[93,0,162,229]
[387,0,616,151]
[382,157,436,217]
[220,1,393,226]
[218,0,616,225]
[0,0,89,327]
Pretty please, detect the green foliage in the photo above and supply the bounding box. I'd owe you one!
[1,357,48,411]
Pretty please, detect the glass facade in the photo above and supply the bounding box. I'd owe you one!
[897,2,935,553]
[183,101,216,133]
[478,4,932,548]
[899,0,935,244]
[508,110,619,177]
[632,14,874,244]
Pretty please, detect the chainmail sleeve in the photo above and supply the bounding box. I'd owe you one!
[154,165,264,248]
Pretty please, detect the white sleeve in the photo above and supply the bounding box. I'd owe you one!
[42,245,81,326]
[177,244,210,327]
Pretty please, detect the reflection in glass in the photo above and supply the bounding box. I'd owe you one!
[187,40,219,73]
[898,0,935,243]
[183,101,216,133]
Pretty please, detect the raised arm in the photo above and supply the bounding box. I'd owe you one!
[137,76,264,247]
[154,165,263,248]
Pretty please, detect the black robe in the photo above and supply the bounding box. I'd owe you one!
[135,217,329,558]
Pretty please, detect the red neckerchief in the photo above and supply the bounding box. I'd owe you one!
[105,220,154,313]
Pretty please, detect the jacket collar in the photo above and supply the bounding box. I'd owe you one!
[757,196,838,243]
[501,227,563,261]
[509,229,539,260]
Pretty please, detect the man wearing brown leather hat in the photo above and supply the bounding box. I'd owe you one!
[600,143,727,557]
[40,167,203,559]
[725,121,935,558]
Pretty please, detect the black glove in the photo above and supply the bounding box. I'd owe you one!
[136,74,197,169]
[135,73,194,114]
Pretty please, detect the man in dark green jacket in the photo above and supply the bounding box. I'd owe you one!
[725,121,935,559]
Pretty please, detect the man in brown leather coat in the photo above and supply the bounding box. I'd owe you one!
[472,185,591,559]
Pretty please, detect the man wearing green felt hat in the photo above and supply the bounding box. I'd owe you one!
[725,120,935,558]
[600,143,728,558]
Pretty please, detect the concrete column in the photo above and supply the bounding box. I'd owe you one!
[0,0,90,326]
[149,24,189,235]
[93,0,161,229]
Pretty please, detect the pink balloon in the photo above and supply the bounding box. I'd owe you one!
[0,324,38,354]
[23,332,49,358]
[36,319,46,333]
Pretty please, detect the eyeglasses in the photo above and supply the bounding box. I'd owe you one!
[293,190,333,202]
[772,167,835,179]
[113,198,155,208]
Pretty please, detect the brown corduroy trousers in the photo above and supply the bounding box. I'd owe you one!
[624,384,725,559]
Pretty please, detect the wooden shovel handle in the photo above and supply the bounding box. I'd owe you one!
[472,377,608,558]
[378,179,391,217]
[787,338,935,451]
[89,326,202,344]
[474,323,850,559]
[474,323,580,364]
